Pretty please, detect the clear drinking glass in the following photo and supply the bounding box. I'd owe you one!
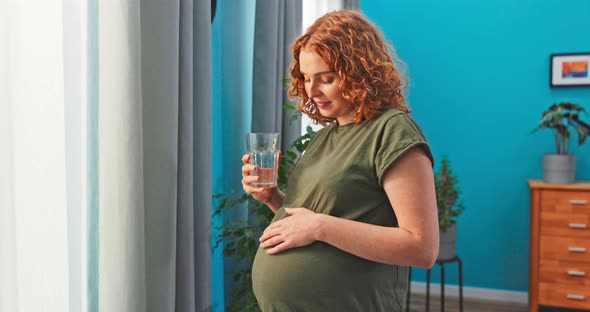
[246,133,280,188]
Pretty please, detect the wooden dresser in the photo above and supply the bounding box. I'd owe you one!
[529,180,590,311]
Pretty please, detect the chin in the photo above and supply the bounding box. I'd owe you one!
[317,109,334,119]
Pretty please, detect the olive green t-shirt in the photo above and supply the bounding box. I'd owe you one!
[252,108,434,312]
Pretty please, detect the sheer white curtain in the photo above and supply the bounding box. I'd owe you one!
[1,1,212,312]
[97,1,146,309]
[0,1,87,312]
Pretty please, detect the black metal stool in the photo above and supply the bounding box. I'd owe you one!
[406,256,464,312]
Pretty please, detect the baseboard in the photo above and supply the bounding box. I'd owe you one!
[409,282,528,304]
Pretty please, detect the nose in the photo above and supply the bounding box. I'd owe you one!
[307,80,321,98]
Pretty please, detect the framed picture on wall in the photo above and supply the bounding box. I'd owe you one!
[550,53,590,87]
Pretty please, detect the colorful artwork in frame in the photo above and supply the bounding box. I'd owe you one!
[550,53,590,87]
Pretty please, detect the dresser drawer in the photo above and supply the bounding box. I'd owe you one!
[540,211,590,238]
[540,236,590,262]
[541,190,590,213]
[539,282,590,310]
[530,182,590,312]
[539,259,590,287]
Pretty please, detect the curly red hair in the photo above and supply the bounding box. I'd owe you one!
[289,10,410,125]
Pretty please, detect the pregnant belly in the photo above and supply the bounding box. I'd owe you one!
[251,241,399,310]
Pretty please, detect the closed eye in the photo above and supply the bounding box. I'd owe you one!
[303,76,334,84]
[300,71,336,84]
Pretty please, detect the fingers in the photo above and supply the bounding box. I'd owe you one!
[242,183,264,195]
[260,223,280,242]
[242,175,259,184]
[259,229,289,255]
[241,159,265,195]
[266,242,288,255]
[241,153,250,165]
[241,154,256,178]
[259,234,283,249]
[242,172,264,194]
[241,163,257,176]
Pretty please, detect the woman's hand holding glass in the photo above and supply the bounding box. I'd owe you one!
[241,153,284,212]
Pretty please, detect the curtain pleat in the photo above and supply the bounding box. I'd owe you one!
[192,0,213,310]
[252,0,302,148]
[176,0,197,311]
[141,1,180,311]
[87,0,100,311]
[1,2,70,311]
[98,1,146,311]
[0,2,16,311]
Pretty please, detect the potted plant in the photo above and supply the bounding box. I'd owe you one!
[531,102,590,184]
[434,156,465,260]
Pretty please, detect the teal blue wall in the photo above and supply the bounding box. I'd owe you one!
[362,0,590,291]
[211,0,256,310]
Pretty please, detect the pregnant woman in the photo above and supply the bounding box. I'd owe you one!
[241,10,439,312]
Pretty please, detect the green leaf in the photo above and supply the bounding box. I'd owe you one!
[532,102,590,154]
[286,150,297,160]
[434,156,464,230]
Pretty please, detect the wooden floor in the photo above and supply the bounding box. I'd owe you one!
[407,293,528,312]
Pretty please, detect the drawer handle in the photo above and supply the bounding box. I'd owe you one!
[567,270,586,277]
[569,223,588,229]
[568,247,587,253]
[567,294,585,301]
[569,199,588,205]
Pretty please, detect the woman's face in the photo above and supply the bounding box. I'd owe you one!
[299,47,355,125]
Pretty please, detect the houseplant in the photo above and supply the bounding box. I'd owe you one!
[531,102,590,184]
[434,156,465,260]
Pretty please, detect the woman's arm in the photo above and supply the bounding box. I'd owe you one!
[259,147,439,268]
[262,187,286,213]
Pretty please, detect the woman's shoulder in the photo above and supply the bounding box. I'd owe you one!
[379,107,411,119]
[370,107,428,142]
[367,107,415,128]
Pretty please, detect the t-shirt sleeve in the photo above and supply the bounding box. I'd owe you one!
[375,113,434,187]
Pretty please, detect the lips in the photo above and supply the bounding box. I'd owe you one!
[315,101,331,107]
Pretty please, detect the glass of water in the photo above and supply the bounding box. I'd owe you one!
[246,133,280,188]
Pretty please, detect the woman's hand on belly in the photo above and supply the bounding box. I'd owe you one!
[259,207,322,255]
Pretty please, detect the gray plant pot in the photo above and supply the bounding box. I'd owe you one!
[543,154,576,184]
[438,222,457,261]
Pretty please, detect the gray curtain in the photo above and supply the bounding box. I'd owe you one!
[171,0,213,311]
[252,0,302,149]
[142,0,212,310]
[186,0,212,311]
[343,0,360,9]
[141,0,212,311]
[97,0,211,311]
